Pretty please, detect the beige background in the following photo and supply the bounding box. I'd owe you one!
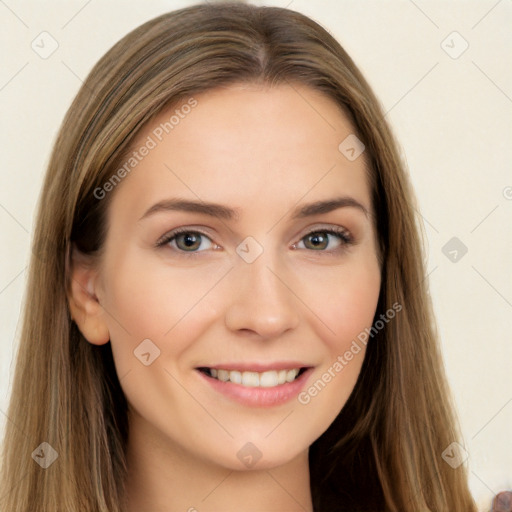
[0,0,511,508]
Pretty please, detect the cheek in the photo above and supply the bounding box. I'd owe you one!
[99,250,230,368]
[294,253,380,405]
[326,271,380,348]
[296,253,381,351]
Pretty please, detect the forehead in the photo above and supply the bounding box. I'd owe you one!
[109,83,372,218]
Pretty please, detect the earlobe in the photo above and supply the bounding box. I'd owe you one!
[68,248,110,346]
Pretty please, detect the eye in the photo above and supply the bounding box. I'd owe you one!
[294,228,352,251]
[157,229,216,252]
[156,227,352,254]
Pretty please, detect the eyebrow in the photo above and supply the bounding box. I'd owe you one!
[139,196,370,222]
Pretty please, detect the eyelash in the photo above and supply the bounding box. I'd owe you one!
[155,226,354,256]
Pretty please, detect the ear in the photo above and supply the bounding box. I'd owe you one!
[68,246,110,346]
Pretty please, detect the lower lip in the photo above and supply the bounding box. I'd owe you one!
[197,368,313,407]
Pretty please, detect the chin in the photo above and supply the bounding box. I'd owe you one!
[201,431,314,472]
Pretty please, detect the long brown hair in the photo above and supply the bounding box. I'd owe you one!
[0,2,476,510]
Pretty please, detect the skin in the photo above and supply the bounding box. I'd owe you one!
[69,83,381,512]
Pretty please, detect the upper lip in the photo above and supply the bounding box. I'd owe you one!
[196,362,312,372]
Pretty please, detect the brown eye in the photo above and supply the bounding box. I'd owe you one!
[159,231,215,252]
[296,228,351,252]
[175,232,203,251]
[303,232,330,250]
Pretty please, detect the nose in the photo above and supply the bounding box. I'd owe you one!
[224,255,300,339]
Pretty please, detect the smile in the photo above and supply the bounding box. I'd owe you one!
[196,365,313,407]
[198,367,307,387]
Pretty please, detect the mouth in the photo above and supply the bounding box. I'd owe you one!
[196,364,313,407]
[197,367,308,388]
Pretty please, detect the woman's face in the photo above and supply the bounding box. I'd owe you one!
[84,84,381,470]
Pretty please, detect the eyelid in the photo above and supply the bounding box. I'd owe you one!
[295,224,353,243]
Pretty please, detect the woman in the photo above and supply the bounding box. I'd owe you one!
[0,2,481,511]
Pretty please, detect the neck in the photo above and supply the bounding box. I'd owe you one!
[124,412,313,512]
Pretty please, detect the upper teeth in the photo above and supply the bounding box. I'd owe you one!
[210,368,300,387]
